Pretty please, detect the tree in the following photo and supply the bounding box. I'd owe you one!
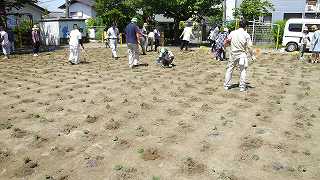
[95,0,138,31]
[137,0,223,40]
[234,0,274,21]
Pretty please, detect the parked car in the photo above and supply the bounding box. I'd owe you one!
[282,18,320,52]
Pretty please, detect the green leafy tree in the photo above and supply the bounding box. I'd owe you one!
[95,0,137,31]
[137,0,223,40]
[234,0,274,21]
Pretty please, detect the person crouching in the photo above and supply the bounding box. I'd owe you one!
[156,47,174,68]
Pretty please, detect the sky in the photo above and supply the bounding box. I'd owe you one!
[37,0,65,12]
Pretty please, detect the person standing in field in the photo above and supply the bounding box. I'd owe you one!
[148,30,155,51]
[310,25,320,63]
[0,26,9,59]
[31,25,40,57]
[125,18,141,68]
[107,23,120,59]
[224,20,255,92]
[140,23,148,55]
[153,27,160,52]
[300,26,309,61]
[7,28,15,54]
[68,24,84,65]
[180,22,194,51]
[215,27,229,61]
[208,25,220,52]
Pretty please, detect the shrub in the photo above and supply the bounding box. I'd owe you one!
[273,20,286,46]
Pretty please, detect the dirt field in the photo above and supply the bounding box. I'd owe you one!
[0,46,319,180]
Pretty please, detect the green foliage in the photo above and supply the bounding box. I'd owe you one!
[234,0,274,21]
[14,20,32,34]
[273,20,286,45]
[152,176,160,180]
[86,18,97,28]
[95,0,137,31]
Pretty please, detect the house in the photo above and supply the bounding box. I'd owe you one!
[226,0,320,23]
[59,0,96,19]
[6,2,46,28]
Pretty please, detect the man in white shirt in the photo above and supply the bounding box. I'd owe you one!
[0,26,9,59]
[107,23,120,59]
[180,24,194,51]
[68,24,84,65]
[224,20,255,92]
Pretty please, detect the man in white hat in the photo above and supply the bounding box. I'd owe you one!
[224,20,255,92]
[32,25,40,57]
[68,24,84,65]
[106,22,120,59]
[125,17,141,68]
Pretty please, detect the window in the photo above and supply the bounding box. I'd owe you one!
[284,13,303,20]
[305,24,320,32]
[289,24,303,32]
[70,11,83,18]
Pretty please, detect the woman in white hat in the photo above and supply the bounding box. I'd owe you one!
[310,25,320,63]
[31,25,40,57]
[300,26,309,61]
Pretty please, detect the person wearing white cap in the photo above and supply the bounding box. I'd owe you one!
[125,17,141,68]
[0,26,9,59]
[215,27,229,61]
[310,25,320,63]
[300,26,309,61]
[156,47,174,68]
[68,24,84,65]
[224,20,255,92]
[32,25,40,57]
[107,22,120,59]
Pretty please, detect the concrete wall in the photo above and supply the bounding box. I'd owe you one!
[69,3,96,19]
[40,21,60,45]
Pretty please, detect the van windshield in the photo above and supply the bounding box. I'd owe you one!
[289,24,302,32]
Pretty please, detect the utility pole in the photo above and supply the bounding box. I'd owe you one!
[65,0,69,18]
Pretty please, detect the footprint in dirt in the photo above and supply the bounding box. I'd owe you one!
[0,144,11,162]
[141,148,161,161]
[86,115,98,124]
[136,126,149,137]
[112,137,130,150]
[60,124,78,135]
[240,136,263,151]
[180,157,206,175]
[11,128,28,138]
[104,119,120,130]
[14,158,38,178]
[0,120,13,130]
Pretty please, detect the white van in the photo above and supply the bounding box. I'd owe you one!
[282,18,320,52]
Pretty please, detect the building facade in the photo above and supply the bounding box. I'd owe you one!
[59,0,96,19]
[227,0,320,23]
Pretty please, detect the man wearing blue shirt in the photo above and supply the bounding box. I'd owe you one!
[125,18,141,68]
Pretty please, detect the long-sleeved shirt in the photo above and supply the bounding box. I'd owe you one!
[227,28,253,59]
[181,26,194,42]
[32,30,40,43]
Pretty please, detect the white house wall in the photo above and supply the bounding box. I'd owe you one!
[39,21,60,46]
[69,3,95,19]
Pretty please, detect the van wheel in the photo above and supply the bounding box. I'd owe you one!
[286,42,298,52]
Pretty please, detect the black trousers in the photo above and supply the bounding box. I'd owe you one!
[180,40,189,50]
[154,39,160,52]
[33,41,40,54]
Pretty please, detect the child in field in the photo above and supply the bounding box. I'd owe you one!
[156,47,174,67]
[300,26,309,61]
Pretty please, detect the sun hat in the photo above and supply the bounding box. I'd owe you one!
[312,25,318,30]
[131,18,138,23]
[32,25,39,30]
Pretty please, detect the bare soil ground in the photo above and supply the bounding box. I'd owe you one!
[0,46,319,180]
